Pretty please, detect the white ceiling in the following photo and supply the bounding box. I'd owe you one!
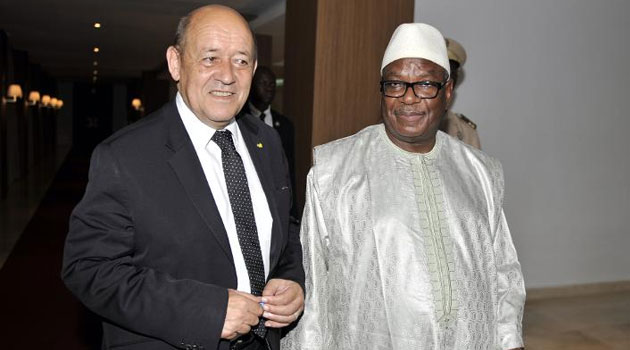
[0,0,285,80]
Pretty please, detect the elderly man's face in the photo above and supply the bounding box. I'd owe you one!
[381,58,452,153]
[167,7,256,129]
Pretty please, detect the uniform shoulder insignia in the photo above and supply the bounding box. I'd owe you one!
[457,113,477,130]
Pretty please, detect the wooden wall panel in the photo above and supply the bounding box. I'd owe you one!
[12,50,28,179]
[284,0,318,212]
[0,31,8,198]
[312,0,414,146]
[255,34,273,68]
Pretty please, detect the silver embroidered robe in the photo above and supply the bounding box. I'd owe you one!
[282,124,525,350]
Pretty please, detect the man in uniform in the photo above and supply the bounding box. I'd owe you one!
[440,37,481,149]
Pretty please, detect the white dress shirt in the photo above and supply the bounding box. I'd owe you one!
[248,101,273,127]
[176,93,273,294]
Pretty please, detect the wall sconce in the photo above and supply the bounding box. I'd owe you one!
[28,91,41,105]
[54,99,64,109]
[41,94,51,106]
[131,98,143,111]
[50,97,58,108]
[6,84,23,102]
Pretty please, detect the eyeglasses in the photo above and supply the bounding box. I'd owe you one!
[380,80,448,99]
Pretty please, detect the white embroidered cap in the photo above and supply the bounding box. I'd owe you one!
[381,23,450,76]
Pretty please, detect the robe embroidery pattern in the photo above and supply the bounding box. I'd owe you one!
[412,155,458,347]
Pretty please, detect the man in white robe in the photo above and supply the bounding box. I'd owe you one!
[282,23,525,350]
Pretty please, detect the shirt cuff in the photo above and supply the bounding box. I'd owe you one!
[500,326,524,349]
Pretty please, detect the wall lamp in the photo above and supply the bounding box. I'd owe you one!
[28,91,41,105]
[131,98,143,111]
[6,84,23,102]
[41,94,51,106]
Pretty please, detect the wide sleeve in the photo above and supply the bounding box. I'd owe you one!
[491,160,526,349]
[61,143,227,349]
[282,169,330,350]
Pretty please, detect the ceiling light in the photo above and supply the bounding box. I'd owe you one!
[94,22,101,29]
[93,47,100,53]
[93,70,98,75]
[93,61,98,66]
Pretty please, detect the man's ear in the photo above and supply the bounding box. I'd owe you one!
[444,78,454,106]
[166,46,181,82]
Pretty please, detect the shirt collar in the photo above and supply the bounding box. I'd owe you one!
[176,92,240,149]
[248,101,271,118]
[377,123,443,160]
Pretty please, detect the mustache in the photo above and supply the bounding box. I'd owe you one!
[209,82,237,92]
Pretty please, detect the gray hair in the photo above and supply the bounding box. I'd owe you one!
[174,13,192,49]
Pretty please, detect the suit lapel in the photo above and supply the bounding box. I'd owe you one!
[164,102,233,262]
[270,110,279,130]
[238,114,284,271]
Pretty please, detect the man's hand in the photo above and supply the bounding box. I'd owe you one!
[261,279,304,328]
[221,289,263,340]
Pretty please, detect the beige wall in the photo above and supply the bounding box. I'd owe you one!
[415,0,630,288]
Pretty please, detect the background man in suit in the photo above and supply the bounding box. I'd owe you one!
[62,5,304,350]
[246,66,298,220]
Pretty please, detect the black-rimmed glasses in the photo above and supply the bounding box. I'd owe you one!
[380,80,448,99]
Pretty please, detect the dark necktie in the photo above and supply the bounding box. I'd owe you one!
[259,111,266,122]
[211,129,267,338]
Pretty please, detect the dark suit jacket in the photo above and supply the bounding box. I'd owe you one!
[62,101,305,350]
[244,105,298,219]
[268,110,294,179]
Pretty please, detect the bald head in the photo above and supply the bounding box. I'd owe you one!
[174,5,257,60]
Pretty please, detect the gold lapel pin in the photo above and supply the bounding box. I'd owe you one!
[257,142,263,149]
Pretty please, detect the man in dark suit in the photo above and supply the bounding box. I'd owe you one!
[62,5,304,350]
[245,66,298,220]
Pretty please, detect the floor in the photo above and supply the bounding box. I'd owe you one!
[0,147,628,349]
[523,291,630,349]
[0,145,70,269]
[0,149,100,349]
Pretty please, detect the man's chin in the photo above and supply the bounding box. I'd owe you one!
[197,109,239,128]
[397,129,436,144]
